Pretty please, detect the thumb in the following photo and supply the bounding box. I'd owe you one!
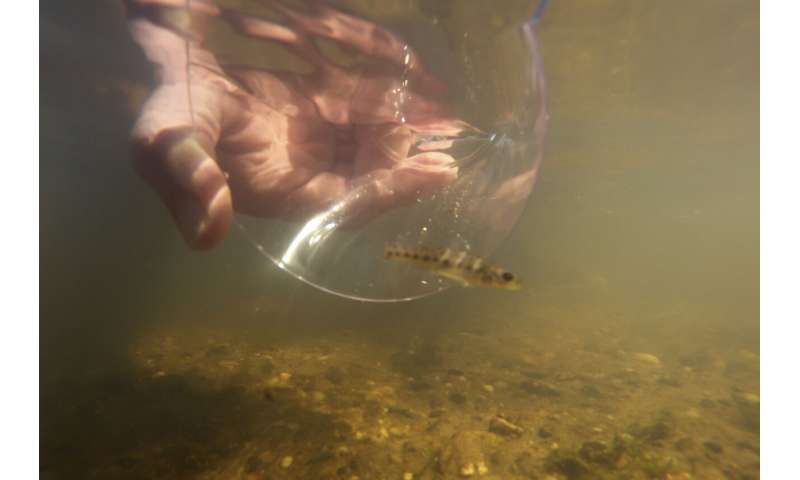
[132,128,233,250]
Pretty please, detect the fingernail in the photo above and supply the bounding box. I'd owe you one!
[176,184,232,249]
[176,199,211,246]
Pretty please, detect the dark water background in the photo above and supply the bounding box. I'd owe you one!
[40,1,758,478]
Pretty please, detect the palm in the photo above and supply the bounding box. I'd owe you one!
[129,0,472,246]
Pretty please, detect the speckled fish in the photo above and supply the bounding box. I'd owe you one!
[384,245,521,290]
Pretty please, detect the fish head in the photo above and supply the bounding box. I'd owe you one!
[491,269,522,290]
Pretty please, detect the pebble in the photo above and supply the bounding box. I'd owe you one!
[740,392,760,404]
[443,431,495,478]
[389,426,409,437]
[703,440,723,454]
[489,416,524,437]
[403,473,413,480]
[518,381,560,397]
[482,384,495,393]
[632,352,662,366]
[218,360,239,370]
[685,408,701,419]
[325,367,345,385]
[449,392,467,404]
[280,456,293,468]
[312,391,326,402]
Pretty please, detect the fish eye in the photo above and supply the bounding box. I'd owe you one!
[502,272,514,282]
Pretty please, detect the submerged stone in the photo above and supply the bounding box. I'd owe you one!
[489,416,524,437]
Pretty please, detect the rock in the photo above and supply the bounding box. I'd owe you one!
[538,427,553,439]
[402,440,434,473]
[518,381,560,397]
[449,392,467,405]
[736,440,759,454]
[699,398,716,409]
[205,344,230,358]
[312,391,326,402]
[578,440,622,465]
[545,451,589,479]
[580,384,603,398]
[674,437,694,452]
[390,347,442,376]
[524,370,547,380]
[703,440,723,454]
[390,426,409,437]
[440,431,497,479]
[324,367,345,385]
[489,416,524,437]
[262,387,275,401]
[408,379,431,391]
[679,351,712,368]
[388,406,417,419]
[612,369,642,387]
[280,456,293,468]
[732,391,760,432]
[513,451,540,477]
[257,357,275,375]
[482,384,495,393]
[637,420,671,443]
[217,360,240,371]
[657,375,682,387]
[632,352,662,366]
[366,386,397,406]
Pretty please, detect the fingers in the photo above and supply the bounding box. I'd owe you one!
[125,0,219,43]
[129,8,236,249]
[383,152,458,203]
[225,1,444,95]
[219,7,327,67]
[332,152,458,228]
[231,149,456,227]
[130,81,231,249]
[407,118,482,137]
[132,129,233,249]
[352,124,414,176]
[270,0,446,95]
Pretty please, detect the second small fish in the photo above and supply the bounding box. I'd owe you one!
[384,245,521,290]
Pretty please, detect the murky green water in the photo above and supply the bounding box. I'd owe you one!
[41,1,758,478]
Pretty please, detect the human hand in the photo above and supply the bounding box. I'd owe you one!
[127,0,474,249]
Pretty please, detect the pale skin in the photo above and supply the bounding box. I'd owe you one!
[127,0,475,249]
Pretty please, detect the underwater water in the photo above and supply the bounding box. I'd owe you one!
[40,1,758,479]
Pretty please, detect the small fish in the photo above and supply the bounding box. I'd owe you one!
[384,245,521,290]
